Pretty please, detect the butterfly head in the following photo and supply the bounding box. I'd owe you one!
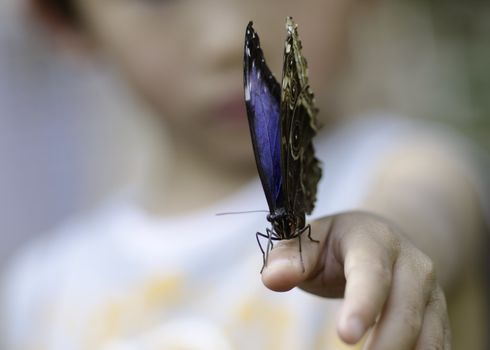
[267,208,306,240]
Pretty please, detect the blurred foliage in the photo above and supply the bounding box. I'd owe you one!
[416,1,490,151]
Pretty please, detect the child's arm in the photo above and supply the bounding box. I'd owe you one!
[262,136,484,348]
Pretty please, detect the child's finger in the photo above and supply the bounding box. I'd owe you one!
[414,287,450,350]
[360,251,435,350]
[335,226,396,344]
[261,230,325,292]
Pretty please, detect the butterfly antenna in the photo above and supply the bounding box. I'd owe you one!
[216,210,269,216]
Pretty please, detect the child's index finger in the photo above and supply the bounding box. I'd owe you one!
[261,221,328,292]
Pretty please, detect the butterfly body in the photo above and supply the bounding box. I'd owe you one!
[266,207,304,240]
[244,18,321,271]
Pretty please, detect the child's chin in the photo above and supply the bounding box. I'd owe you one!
[205,139,256,171]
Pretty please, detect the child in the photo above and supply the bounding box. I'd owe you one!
[1,0,487,349]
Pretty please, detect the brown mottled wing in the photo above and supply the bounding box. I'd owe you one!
[280,17,322,217]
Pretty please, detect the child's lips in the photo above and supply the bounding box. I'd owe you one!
[211,95,248,126]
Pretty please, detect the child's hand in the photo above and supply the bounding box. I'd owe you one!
[262,212,450,349]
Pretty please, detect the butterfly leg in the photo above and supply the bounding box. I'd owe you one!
[256,229,275,273]
[297,233,305,273]
[306,224,319,243]
[263,227,275,272]
[255,231,267,269]
[295,224,317,273]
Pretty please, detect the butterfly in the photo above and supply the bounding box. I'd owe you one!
[244,17,322,272]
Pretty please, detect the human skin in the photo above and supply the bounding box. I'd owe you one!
[34,0,486,348]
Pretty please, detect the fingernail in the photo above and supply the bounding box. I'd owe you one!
[346,317,365,342]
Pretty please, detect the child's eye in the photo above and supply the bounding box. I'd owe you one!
[136,0,178,4]
[127,0,183,13]
[125,0,178,8]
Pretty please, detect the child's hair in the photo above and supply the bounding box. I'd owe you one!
[31,0,80,27]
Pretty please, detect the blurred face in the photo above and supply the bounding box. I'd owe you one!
[73,0,355,169]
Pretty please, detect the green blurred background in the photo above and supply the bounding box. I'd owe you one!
[415,0,490,150]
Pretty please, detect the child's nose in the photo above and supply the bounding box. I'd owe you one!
[192,5,244,73]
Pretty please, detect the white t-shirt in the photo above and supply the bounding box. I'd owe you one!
[1,116,483,350]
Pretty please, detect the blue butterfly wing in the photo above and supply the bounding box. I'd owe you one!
[244,22,283,211]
